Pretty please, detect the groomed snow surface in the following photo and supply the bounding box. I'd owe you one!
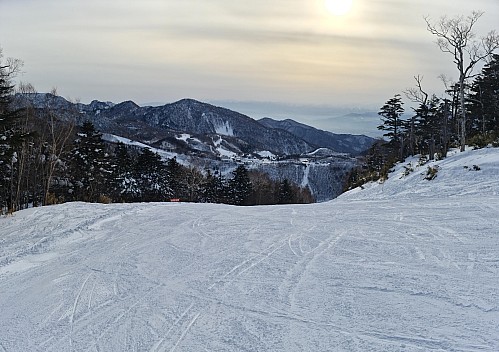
[1,148,498,351]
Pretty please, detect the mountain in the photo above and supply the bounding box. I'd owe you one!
[305,111,382,137]
[1,147,498,351]
[18,94,373,201]
[259,117,375,155]
[79,98,315,156]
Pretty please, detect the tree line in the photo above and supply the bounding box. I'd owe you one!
[0,50,313,213]
[63,121,313,207]
[346,12,499,189]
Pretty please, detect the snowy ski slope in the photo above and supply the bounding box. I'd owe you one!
[0,148,498,351]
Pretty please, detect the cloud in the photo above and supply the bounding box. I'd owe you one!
[1,0,497,112]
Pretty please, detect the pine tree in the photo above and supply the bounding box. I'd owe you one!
[109,142,138,202]
[468,54,499,136]
[228,165,252,205]
[200,169,226,204]
[277,179,294,204]
[377,94,405,144]
[165,157,185,200]
[413,95,444,158]
[68,121,111,202]
[134,148,169,202]
[377,94,405,161]
[0,51,28,211]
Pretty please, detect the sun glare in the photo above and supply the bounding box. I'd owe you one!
[324,0,353,16]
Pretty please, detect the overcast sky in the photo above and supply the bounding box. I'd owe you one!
[1,0,498,135]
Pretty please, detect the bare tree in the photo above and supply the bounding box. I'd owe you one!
[404,75,428,156]
[41,88,75,205]
[424,11,499,151]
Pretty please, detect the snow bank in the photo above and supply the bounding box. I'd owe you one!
[341,147,499,200]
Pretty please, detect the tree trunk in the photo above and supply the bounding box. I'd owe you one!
[442,100,449,158]
[459,74,466,152]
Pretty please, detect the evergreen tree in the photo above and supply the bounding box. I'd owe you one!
[134,148,168,202]
[165,157,185,199]
[200,169,226,203]
[468,54,499,136]
[377,94,405,144]
[413,95,444,158]
[228,165,252,205]
[0,51,29,211]
[68,121,111,202]
[277,179,294,204]
[109,142,138,202]
[377,94,406,161]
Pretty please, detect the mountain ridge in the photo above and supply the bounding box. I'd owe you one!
[17,93,374,201]
[19,93,374,156]
[258,117,374,155]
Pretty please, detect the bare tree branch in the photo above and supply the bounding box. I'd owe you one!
[424,10,499,151]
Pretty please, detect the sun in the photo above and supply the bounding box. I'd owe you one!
[324,0,353,16]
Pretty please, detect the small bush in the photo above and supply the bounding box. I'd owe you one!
[468,131,499,149]
[464,165,481,171]
[424,166,439,180]
[400,163,414,179]
[98,195,112,204]
[46,192,64,205]
[418,155,429,167]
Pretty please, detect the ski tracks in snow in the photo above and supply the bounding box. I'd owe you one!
[149,302,201,352]
[207,239,287,290]
[280,227,345,310]
[69,273,92,347]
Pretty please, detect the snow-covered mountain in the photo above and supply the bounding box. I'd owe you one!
[19,93,375,157]
[1,147,498,351]
[103,132,357,202]
[19,93,374,201]
[80,97,316,156]
[259,117,374,155]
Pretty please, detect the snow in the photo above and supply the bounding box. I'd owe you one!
[214,121,234,136]
[176,133,191,142]
[102,133,154,150]
[1,148,499,351]
[216,146,237,158]
[301,163,310,188]
[102,134,190,166]
[257,150,276,159]
[341,147,499,200]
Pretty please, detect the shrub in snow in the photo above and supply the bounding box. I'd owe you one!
[417,155,429,167]
[424,165,439,180]
[400,163,414,178]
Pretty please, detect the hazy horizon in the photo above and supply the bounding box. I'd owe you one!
[1,0,498,135]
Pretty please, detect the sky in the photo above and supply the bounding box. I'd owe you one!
[1,0,498,135]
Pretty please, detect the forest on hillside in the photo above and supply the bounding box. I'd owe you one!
[0,53,313,213]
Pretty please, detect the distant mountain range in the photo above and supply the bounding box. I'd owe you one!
[18,94,376,201]
[258,117,374,155]
[20,94,374,156]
